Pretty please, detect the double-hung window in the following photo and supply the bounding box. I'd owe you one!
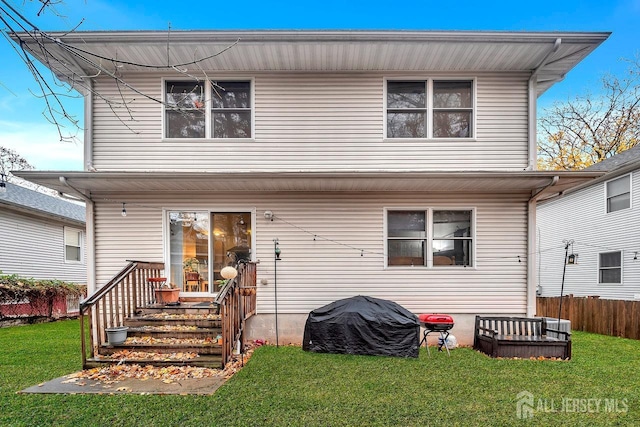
[386,209,473,267]
[386,79,473,138]
[599,251,622,284]
[165,80,252,139]
[64,227,83,263]
[606,174,631,213]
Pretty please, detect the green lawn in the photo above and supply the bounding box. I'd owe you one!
[1,320,638,426]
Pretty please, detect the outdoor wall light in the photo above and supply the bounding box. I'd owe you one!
[0,173,6,194]
[274,239,282,261]
[264,210,274,221]
[121,202,127,217]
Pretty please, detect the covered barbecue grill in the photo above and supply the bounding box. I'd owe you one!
[419,313,455,356]
[303,296,420,358]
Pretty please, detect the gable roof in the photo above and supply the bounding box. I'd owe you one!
[12,30,609,96]
[583,145,640,172]
[0,182,85,225]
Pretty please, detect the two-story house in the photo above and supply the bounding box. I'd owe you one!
[537,145,640,301]
[16,30,608,345]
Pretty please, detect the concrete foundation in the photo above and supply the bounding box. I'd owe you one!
[246,313,525,347]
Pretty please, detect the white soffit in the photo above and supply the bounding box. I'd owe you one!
[14,171,604,198]
[14,30,610,96]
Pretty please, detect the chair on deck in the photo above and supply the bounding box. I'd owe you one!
[184,272,201,292]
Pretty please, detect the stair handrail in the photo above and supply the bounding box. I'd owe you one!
[214,261,257,366]
[80,261,137,312]
[79,260,164,368]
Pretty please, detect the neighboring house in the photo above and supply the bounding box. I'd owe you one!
[0,182,86,283]
[537,145,640,300]
[16,30,609,344]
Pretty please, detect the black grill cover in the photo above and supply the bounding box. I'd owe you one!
[302,295,420,358]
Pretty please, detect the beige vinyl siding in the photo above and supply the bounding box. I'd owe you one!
[0,210,86,283]
[93,191,529,314]
[91,72,529,171]
[537,171,640,300]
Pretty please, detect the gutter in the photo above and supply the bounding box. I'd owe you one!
[528,38,562,170]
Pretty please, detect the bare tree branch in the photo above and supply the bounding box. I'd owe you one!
[1,0,239,142]
[538,54,640,170]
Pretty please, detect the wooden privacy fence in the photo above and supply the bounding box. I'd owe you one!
[537,296,640,340]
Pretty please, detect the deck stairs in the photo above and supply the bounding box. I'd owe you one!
[85,302,224,368]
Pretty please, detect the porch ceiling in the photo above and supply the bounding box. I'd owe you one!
[14,170,604,199]
[12,30,610,96]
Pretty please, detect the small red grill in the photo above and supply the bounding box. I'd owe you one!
[418,313,455,356]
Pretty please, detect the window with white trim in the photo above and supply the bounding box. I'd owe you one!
[606,174,630,213]
[165,80,251,139]
[386,79,473,138]
[386,209,473,267]
[599,251,621,284]
[64,227,83,263]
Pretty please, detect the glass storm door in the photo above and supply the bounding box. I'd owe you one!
[212,213,252,291]
[169,211,209,292]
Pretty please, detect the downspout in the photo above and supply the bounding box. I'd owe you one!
[527,176,559,317]
[82,80,96,293]
[84,80,95,172]
[528,38,562,170]
[59,176,95,294]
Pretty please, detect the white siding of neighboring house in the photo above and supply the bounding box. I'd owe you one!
[91,72,529,171]
[537,171,640,300]
[92,191,529,315]
[0,209,87,283]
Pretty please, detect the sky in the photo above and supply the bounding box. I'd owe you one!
[0,0,639,171]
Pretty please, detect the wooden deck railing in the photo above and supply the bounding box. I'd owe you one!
[214,261,257,366]
[79,260,164,368]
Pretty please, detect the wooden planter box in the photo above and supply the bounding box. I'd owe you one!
[474,316,571,360]
[154,288,180,304]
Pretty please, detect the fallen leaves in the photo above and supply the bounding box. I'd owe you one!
[140,313,221,320]
[103,350,200,361]
[124,336,215,346]
[134,325,198,332]
[67,364,221,385]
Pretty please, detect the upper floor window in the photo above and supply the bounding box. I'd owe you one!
[165,80,252,139]
[606,174,631,213]
[386,209,473,267]
[386,79,473,139]
[64,227,83,263]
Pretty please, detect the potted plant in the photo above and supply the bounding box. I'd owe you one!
[105,310,128,345]
[154,280,180,304]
